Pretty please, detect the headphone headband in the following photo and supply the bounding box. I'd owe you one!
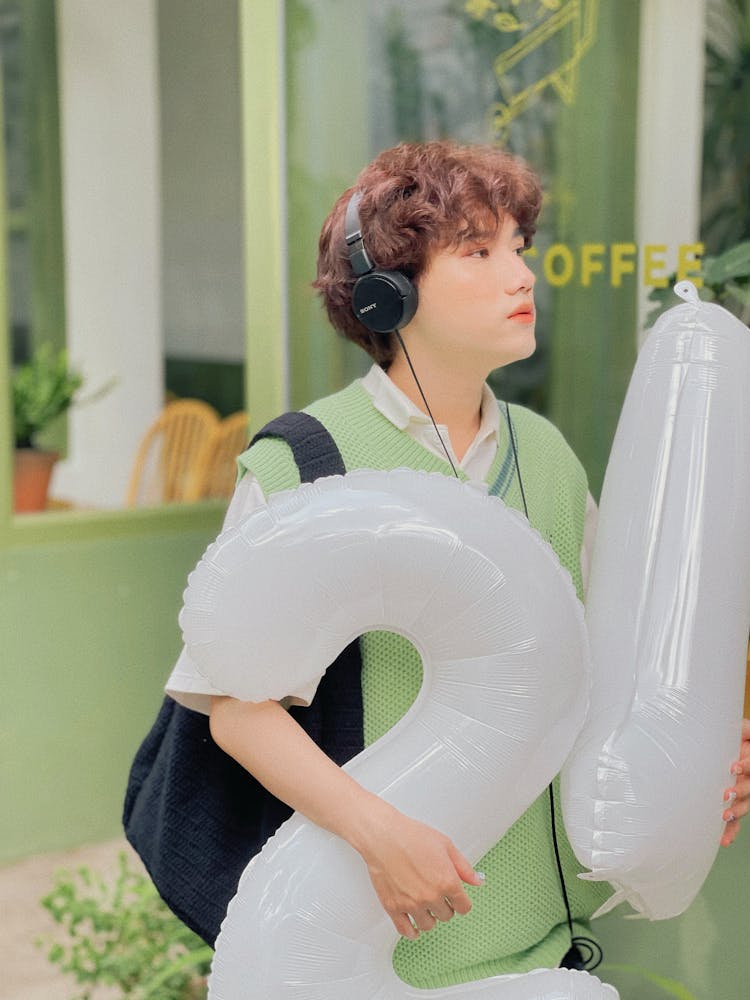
[344,192,374,276]
[344,191,418,333]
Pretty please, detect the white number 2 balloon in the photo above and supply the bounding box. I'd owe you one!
[181,470,618,999]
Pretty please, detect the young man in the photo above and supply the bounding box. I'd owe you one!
[165,140,750,988]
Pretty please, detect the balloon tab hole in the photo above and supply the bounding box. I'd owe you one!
[674,280,700,304]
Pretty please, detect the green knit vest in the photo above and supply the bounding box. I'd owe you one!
[238,380,611,988]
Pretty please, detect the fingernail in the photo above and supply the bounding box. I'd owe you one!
[725,790,738,803]
[731,763,743,776]
[476,871,486,882]
[725,812,737,823]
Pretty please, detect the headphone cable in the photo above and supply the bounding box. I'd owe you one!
[394,329,459,478]
[397,333,602,973]
[505,402,602,973]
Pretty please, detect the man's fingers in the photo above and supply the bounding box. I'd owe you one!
[428,897,456,923]
[721,819,740,847]
[390,891,467,937]
[445,888,473,917]
[723,798,749,823]
[449,843,485,888]
[412,908,439,932]
[393,912,419,940]
[725,775,750,798]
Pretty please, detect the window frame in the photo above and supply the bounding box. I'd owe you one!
[0,0,286,545]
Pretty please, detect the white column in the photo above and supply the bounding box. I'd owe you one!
[53,0,162,507]
[636,0,706,340]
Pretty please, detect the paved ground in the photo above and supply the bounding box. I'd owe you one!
[0,838,140,1000]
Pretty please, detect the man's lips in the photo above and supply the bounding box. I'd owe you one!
[508,304,535,322]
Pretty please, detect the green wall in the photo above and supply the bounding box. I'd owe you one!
[0,510,223,862]
[548,0,640,500]
[0,0,281,863]
[596,837,750,1000]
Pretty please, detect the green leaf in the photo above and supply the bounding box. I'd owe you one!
[137,946,213,999]
[725,280,750,307]
[703,241,750,284]
[12,343,83,447]
[492,11,524,31]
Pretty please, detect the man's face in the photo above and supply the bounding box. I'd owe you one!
[405,213,536,374]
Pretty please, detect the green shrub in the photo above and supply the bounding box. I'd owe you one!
[38,853,212,1000]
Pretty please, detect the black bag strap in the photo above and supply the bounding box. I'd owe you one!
[248,413,364,762]
[123,411,363,948]
[248,410,346,481]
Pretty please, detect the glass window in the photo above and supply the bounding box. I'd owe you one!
[0,0,65,371]
[284,0,640,494]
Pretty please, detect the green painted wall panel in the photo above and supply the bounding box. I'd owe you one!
[285,0,371,410]
[240,0,287,432]
[25,0,66,359]
[0,520,222,862]
[548,0,640,500]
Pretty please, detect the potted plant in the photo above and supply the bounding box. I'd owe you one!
[12,343,83,512]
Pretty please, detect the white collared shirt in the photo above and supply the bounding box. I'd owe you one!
[360,363,501,481]
[165,364,597,711]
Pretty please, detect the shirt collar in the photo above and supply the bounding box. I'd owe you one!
[360,362,501,449]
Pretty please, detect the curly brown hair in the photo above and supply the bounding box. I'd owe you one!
[313,140,543,366]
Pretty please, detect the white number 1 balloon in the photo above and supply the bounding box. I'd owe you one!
[563,282,750,919]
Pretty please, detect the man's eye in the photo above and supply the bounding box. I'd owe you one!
[470,247,489,258]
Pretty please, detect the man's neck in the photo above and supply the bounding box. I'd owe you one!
[386,352,485,462]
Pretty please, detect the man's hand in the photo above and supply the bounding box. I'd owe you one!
[209,696,484,937]
[721,718,750,846]
[355,802,485,939]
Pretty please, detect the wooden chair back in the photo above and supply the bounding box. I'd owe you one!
[126,399,219,506]
[186,411,250,501]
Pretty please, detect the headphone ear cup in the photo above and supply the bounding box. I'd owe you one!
[351,269,418,334]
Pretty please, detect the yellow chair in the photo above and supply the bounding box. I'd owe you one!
[126,399,220,506]
[186,411,250,501]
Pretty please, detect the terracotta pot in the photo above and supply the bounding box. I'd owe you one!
[13,448,59,513]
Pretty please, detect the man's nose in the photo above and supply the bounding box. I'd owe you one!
[508,256,535,292]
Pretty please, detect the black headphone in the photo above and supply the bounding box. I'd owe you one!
[344,192,418,334]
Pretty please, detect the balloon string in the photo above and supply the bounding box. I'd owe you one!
[394,329,460,479]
